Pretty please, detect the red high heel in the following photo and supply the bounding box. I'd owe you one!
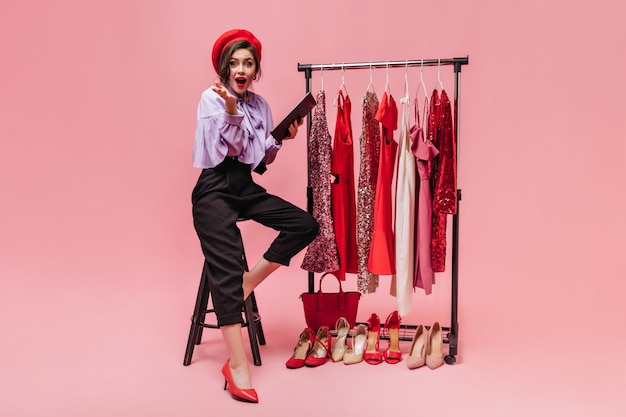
[304,326,332,367]
[221,361,258,403]
[363,313,383,364]
[285,328,315,369]
[383,311,402,364]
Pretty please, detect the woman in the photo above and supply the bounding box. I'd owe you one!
[191,29,319,403]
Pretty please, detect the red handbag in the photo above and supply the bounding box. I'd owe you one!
[300,273,361,331]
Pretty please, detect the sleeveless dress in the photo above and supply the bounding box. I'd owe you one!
[391,91,416,315]
[367,92,398,275]
[412,98,438,294]
[330,90,358,280]
[356,90,381,294]
[301,90,340,272]
[429,89,456,272]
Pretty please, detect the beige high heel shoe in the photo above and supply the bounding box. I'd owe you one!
[343,324,367,365]
[331,317,350,362]
[425,322,444,369]
[406,324,426,369]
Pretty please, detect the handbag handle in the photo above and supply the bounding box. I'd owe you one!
[318,272,345,294]
[317,272,346,311]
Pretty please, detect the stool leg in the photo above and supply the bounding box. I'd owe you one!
[194,265,211,345]
[244,294,262,366]
[249,292,266,346]
[183,264,210,366]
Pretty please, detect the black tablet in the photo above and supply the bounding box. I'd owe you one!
[270,92,316,142]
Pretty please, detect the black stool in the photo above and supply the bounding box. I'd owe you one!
[183,242,266,366]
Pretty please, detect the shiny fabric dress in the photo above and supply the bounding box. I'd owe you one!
[356,90,381,294]
[428,89,456,272]
[368,92,398,276]
[301,90,340,272]
[330,91,358,280]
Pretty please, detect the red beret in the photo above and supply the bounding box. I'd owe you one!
[211,29,262,73]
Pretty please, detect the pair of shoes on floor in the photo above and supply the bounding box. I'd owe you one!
[285,326,332,368]
[407,322,444,370]
[363,312,402,365]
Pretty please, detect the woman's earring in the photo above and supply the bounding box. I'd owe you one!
[253,75,257,80]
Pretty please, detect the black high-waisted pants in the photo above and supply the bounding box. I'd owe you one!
[191,158,319,327]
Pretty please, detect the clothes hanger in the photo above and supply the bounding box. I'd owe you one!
[416,59,430,107]
[384,61,391,103]
[366,62,375,93]
[334,64,349,107]
[401,60,410,104]
[414,60,430,142]
[319,65,324,92]
[437,58,444,91]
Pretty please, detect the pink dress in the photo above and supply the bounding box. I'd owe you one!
[411,100,438,294]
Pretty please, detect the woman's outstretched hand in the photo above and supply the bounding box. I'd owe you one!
[210,80,238,114]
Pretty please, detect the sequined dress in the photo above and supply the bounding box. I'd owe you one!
[428,89,456,272]
[301,90,340,272]
[356,90,380,294]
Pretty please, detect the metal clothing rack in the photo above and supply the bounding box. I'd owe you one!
[297,57,468,364]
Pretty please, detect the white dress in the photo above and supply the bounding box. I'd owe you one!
[391,90,416,316]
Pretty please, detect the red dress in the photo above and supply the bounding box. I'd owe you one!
[429,89,456,272]
[368,92,398,275]
[330,91,358,279]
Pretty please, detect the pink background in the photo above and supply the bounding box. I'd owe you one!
[2,0,625,415]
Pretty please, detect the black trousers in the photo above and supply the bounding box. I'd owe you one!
[191,158,319,327]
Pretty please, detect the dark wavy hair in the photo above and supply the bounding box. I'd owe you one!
[217,40,261,85]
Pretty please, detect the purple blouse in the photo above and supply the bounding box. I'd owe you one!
[192,87,281,171]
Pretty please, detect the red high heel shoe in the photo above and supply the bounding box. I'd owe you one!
[383,311,402,364]
[363,313,383,365]
[285,328,315,369]
[304,326,332,367]
[221,361,258,403]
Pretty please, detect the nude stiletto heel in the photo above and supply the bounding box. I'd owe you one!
[331,317,350,362]
[406,324,426,369]
[343,324,367,365]
[425,322,444,370]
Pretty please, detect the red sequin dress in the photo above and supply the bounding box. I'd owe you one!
[368,92,398,275]
[301,90,340,272]
[356,90,380,294]
[330,91,358,280]
[428,89,456,272]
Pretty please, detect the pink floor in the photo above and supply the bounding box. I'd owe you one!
[2,258,624,416]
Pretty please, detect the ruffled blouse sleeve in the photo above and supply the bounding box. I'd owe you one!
[192,88,281,171]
